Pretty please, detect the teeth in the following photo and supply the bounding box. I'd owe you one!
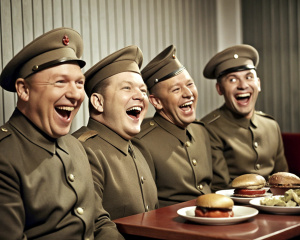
[56,106,74,111]
[181,101,193,107]
[237,93,250,98]
[127,106,142,112]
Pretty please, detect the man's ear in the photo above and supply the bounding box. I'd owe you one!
[216,82,224,96]
[149,94,163,110]
[15,78,30,101]
[257,77,261,92]
[91,93,104,113]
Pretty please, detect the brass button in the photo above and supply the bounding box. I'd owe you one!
[155,79,159,83]
[76,207,84,215]
[68,174,75,182]
[141,176,145,184]
[197,184,203,190]
[1,127,8,132]
[234,54,239,59]
[185,142,191,147]
[254,142,258,148]
[146,205,149,211]
[192,159,197,166]
[150,121,155,126]
[32,65,39,71]
[256,164,261,170]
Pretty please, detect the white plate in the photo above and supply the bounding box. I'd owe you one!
[216,189,272,204]
[177,206,258,225]
[249,197,300,214]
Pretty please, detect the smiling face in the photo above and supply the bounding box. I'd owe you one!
[92,72,148,140]
[149,70,198,128]
[216,69,261,119]
[16,63,85,138]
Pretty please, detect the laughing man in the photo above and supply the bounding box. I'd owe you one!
[73,46,158,220]
[133,45,213,207]
[201,44,288,192]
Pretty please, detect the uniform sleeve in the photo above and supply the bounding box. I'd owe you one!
[205,127,231,192]
[0,153,26,240]
[273,123,289,173]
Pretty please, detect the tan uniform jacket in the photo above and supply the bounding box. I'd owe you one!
[0,109,123,240]
[201,105,289,192]
[133,113,212,208]
[73,118,158,220]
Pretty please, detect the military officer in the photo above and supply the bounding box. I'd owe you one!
[133,45,212,208]
[73,45,158,220]
[0,27,123,240]
[201,44,289,192]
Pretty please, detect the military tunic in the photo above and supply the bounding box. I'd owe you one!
[73,118,158,220]
[0,109,123,240]
[133,113,212,208]
[201,105,289,192]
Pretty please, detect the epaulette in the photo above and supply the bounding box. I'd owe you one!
[201,111,221,125]
[77,130,98,142]
[135,120,157,139]
[193,119,205,126]
[0,126,12,141]
[255,111,275,120]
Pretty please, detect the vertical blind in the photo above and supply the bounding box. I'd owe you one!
[0,0,220,133]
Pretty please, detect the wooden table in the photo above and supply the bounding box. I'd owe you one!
[114,199,300,240]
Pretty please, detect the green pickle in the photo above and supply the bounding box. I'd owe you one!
[260,189,300,207]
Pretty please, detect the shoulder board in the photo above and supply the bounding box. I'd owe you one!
[0,126,12,141]
[77,130,98,142]
[135,120,157,139]
[201,111,221,125]
[193,119,205,126]
[255,111,275,120]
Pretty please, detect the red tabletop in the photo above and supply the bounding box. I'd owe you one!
[114,199,300,240]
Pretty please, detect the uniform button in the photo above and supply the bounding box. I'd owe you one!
[185,142,191,147]
[146,205,149,211]
[68,174,75,182]
[254,142,258,148]
[141,176,145,184]
[197,184,203,190]
[76,207,84,215]
[1,127,8,132]
[192,159,197,166]
[256,164,261,170]
[150,121,155,126]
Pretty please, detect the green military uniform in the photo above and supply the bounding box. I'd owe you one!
[0,109,122,239]
[73,119,158,220]
[133,114,212,207]
[201,105,288,191]
[0,27,123,240]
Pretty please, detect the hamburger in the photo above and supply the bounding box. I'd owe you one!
[231,174,266,197]
[195,193,234,218]
[268,172,300,195]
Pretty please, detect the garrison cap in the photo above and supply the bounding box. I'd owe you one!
[0,27,85,92]
[141,45,185,89]
[203,44,259,79]
[84,45,143,98]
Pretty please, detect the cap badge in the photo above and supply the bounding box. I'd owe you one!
[234,54,239,59]
[62,35,70,46]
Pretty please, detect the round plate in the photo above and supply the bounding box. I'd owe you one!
[177,206,258,225]
[249,197,300,214]
[216,189,272,204]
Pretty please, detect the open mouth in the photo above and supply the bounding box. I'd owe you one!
[179,101,193,111]
[235,93,251,104]
[126,106,142,120]
[55,106,74,120]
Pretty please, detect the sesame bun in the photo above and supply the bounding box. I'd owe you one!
[196,193,234,209]
[232,174,266,190]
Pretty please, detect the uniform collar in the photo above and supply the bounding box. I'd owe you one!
[220,104,257,129]
[87,118,130,155]
[153,113,190,144]
[9,108,57,154]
